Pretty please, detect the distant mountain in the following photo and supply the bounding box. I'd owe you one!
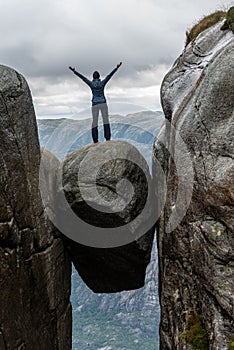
[37,110,164,350]
[37,110,163,169]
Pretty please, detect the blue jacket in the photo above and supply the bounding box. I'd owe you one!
[74,67,118,106]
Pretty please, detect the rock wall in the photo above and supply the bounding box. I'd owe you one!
[0,66,72,349]
[154,20,234,349]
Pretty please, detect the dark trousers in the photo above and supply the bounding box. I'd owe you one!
[91,103,111,143]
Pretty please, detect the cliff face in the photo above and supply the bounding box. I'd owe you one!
[154,20,234,349]
[0,66,71,349]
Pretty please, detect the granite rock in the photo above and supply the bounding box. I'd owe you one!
[61,141,156,293]
[0,65,71,350]
[154,20,234,349]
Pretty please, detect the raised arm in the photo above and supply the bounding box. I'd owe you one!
[102,62,122,86]
[69,66,92,87]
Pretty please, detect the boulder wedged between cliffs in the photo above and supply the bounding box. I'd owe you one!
[53,140,156,293]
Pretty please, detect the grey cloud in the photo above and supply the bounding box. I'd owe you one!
[2,0,230,79]
[1,0,231,116]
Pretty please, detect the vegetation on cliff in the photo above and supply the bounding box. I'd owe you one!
[186,10,226,45]
[229,338,234,350]
[221,6,234,32]
[180,313,209,350]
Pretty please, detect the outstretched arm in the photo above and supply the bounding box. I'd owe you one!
[69,66,92,87]
[102,62,122,86]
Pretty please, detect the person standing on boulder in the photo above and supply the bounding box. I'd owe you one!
[69,62,122,143]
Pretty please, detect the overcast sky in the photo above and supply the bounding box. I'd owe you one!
[1,0,233,118]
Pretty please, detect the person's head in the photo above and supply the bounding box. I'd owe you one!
[93,71,100,80]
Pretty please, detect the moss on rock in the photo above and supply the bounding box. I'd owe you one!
[221,6,234,32]
[229,338,234,350]
[180,313,209,349]
[15,70,23,88]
